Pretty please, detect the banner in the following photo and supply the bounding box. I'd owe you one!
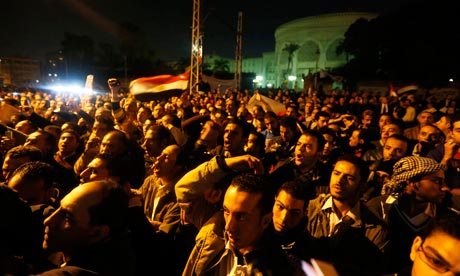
[201,75,237,94]
[247,92,286,115]
[129,71,190,102]
[397,85,418,96]
[0,102,20,125]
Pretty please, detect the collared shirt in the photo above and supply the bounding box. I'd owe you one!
[322,197,361,236]
[381,104,388,114]
[224,240,249,276]
[387,196,436,226]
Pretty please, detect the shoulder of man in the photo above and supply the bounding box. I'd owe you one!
[33,266,99,276]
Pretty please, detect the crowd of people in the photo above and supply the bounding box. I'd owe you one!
[0,81,459,276]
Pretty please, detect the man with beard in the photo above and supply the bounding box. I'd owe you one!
[367,156,451,274]
[307,154,388,275]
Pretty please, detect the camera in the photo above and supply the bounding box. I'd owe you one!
[108,78,121,87]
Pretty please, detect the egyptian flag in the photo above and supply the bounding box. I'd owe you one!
[129,71,190,102]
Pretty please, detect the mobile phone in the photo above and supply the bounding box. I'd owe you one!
[5,130,13,139]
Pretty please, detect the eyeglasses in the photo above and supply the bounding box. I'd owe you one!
[417,240,453,274]
[420,176,446,186]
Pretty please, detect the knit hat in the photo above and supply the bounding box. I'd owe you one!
[387,156,445,194]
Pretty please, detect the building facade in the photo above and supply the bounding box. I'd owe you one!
[204,12,377,90]
[0,56,41,87]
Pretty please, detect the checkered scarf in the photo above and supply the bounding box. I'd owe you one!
[386,156,445,194]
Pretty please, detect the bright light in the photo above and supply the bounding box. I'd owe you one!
[46,84,94,95]
[267,83,273,88]
[256,75,263,81]
[288,75,297,81]
[449,78,454,82]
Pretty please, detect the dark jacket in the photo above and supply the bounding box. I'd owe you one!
[33,230,136,276]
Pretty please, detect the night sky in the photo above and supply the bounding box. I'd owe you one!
[2,0,411,61]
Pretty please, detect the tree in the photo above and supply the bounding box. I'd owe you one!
[282,43,300,74]
[337,0,460,87]
[212,58,230,76]
[118,22,157,78]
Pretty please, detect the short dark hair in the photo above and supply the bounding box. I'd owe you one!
[12,161,55,190]
[334,154,370,185]
[319,127,338,142]
[386,133,410,146]
[264,111,278,121]
[279,116,298,132]
[87,179,129,235]
[60,129,81,144]
[223,117,254,138]
[147,125,174,146]
[356,128,374,144]
[93,153,130,185]
[6,145,43,161]
[229,173,274,215]
[300,129,326,153]
[33,129,57,147]
[277,180,310,210]
[450,114,460,129]
[314,111,331,121]
[421,211,460,240]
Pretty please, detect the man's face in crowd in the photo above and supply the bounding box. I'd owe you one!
[43,181,108,254]
[383,137,408,161]
[153,145,180,178]
[294,134,320,173]
[223,123,246,156]
[417,112,434,127]
[272,190,306,233]
[329,160,361,202]
[223,186,270,255]
[417,125,441,146]
[381,123,400,144]
[280,125,295,144]
[410,169,446,204]
[316,116,329,129]
[409,234,460,276]
[79,157,109,184]
[450,121,460,145]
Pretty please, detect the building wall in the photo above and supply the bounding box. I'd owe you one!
[203,12,377,91]
[0,57,41,87]
[274,12,377,89]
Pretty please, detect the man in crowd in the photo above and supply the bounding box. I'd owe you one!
[307,154,388,275]
[37,179,136,275]
[367,156,450,273]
